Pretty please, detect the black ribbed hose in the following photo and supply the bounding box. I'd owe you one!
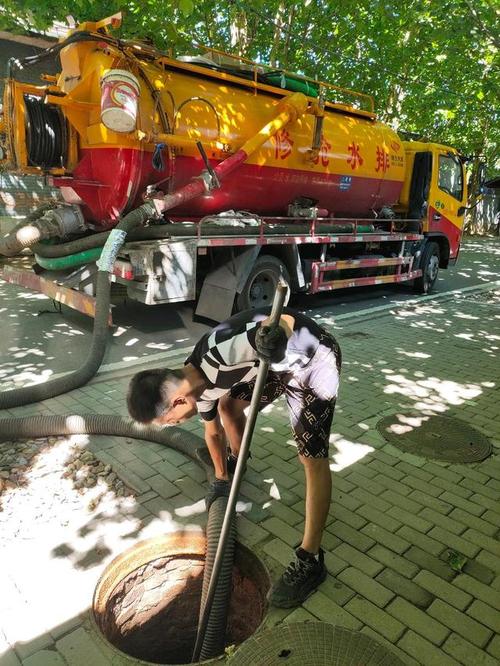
[0,413,234,661]
[199,496,236,661]
[0,202,156,409]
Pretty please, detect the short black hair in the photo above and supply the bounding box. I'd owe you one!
[127,368,184,423]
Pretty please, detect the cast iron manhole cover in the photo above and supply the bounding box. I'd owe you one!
[377,413,492,463]
[229,623,405,665]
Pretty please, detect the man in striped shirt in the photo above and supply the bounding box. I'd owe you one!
[127,307,341,607]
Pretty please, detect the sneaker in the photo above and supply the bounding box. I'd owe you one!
[268,547,327,608]
[226,452,250,475]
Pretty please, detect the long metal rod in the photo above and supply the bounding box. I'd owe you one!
[192,280,288,663]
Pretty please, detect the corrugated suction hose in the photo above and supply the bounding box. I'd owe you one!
[0,413,236,661]
[200,496,236,661]
[0,201,156,409]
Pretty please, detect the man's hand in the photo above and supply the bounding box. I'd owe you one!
[255,325,287,363]
[205,478,231,510]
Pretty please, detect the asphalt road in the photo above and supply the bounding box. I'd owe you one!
[1,237,498,387]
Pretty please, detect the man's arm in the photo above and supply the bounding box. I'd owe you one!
[204,415,229,480]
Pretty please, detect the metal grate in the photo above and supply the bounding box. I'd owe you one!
[377,413,492,463]
[229,623,406,665]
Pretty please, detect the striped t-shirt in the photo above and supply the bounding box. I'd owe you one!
[185,307,327,420]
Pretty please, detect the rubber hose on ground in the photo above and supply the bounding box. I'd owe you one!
[199,495,236,661]
[0,412,233,660]
[0,201,156,409]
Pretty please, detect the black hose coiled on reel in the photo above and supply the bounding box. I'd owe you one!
[24,95,67,168]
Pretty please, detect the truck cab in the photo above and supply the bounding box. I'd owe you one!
[401,141,468,266]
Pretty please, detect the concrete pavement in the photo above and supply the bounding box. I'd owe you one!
[1,279,500,665]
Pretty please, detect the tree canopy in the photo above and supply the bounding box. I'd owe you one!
[2,0,498,174]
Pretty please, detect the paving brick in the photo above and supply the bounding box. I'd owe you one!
[430,477,474,498]
[133,445,162,465]
[261,517,302,547]
[467,599,500,633]
[427,526,480,558]
[0,649,21,666]
[453,573,500,610]
[408,489,453,514]
[55,628,111,665]
[396,525,445,556]
[328,519,376,552]
[398,630,460,666]
[356,504,402,532]
[380,489,423,514]
[483,509,500,527]
[414,571,472,610]
[173,476,205,501]
[386,597,449,644]
[388,506,432,533]
[361,523,410,554]
[263,537,295,568]
[361,627,420,666]
[22,650,67,665]
[111,462,152,494]
[368,545,419,579]
[330,502,367,529]
[372,473,413,496]
[330,488,362,511]
[349,460,379,479]
[265,499,303,526]
[439,491,485,517]
[346,471,385,495]
[369,458,407,481]
[331,474,357,494]
[338,567,394,607]
[461,557,496,585]
[470,492,500,513]
[345,596,405,642]
[396,461,434,482]
[147,474,179,499]
[460,477,499,499]
[376,568,433,608]
[427,598,492,648]
[422,462,463,484]
[476,549,500,574]
[320,575,356,606]
[125,457,158,480]
[303,590,362,630]
[442,633,498,666]
[333,543,383,577]
[419,507,467,535]
[486,634,500,661]
[350,487,391,512]
[461,528,500,557]
[236,514,269,546]
[448,508,498,536]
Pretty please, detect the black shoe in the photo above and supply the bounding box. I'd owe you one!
[268,547,327,608]
[227,452,250,476]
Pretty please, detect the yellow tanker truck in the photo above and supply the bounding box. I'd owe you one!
[0,13,469,320]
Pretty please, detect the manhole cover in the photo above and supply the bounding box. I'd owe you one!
[377,414,492,463]
[93,533,270,664]
[229,623,405,665]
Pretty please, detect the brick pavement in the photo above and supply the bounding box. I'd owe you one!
[1,286,499,665]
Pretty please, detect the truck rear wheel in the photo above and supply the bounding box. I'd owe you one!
[236,255,290,311]
[413,241,440,294]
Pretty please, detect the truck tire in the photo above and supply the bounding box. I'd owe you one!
[236,255,290,311]
[413,241,440,294]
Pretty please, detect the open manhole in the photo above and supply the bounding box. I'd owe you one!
[93,532,270,665]
[377,413,492,463]
[229,623,406,665]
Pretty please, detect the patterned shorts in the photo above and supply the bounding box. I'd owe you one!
[230,332,341,458]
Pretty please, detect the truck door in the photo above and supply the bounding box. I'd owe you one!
[428,151,467,259]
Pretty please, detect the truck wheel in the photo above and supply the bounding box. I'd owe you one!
[413,241,440,294]
[236,256,290,311]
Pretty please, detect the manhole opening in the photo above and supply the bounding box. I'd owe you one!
[93,533,270,665]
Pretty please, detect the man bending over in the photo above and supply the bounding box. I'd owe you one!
[127,307,341,608]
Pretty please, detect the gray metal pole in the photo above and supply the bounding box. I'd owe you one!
[192,280,288,663]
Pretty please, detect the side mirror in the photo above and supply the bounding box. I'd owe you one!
[457,206,466,217]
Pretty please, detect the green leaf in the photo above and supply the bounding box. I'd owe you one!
[178,0,194,17]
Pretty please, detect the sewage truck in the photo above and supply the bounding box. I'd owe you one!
[0,13,469,321]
